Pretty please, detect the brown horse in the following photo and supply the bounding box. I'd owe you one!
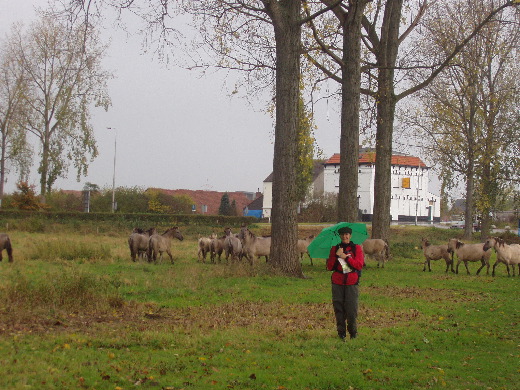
[128,227,157,262]
[148,227,184,263]
[0,233,13,262]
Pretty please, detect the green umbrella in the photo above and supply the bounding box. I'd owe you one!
[307,222,368,259]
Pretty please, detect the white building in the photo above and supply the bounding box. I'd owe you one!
[262,151,440,222]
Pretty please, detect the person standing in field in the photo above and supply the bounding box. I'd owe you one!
[326,226,365,340]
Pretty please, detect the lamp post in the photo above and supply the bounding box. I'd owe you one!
[108,127,117,213]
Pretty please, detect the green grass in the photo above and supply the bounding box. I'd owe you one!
[0,227,518,390]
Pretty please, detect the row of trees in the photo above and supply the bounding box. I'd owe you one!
[0,9,111,204]
[4,182,244,217]
[5,0,518,277]
[2,183,195,214]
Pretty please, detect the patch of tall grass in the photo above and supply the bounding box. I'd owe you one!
[25,239,111,261]
[0,268,124,319]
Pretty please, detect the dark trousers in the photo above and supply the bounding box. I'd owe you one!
[331,283,359,337]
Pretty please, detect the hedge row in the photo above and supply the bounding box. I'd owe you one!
[0,210,260,234]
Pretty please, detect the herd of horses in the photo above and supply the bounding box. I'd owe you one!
[421,236,520,276]
[128,227,184,263]
[196,226,391,267]
[0,226,517,277]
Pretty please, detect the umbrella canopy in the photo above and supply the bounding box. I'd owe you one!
[307,222,368,259]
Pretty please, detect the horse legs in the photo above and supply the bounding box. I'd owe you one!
[455,260,462,274]
[476,259,486,275]
[167,249,174,264]
[492,260,502,277]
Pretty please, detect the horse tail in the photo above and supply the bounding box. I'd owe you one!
[5,236,13,262]
[384,239,390,260]
[147,237,153,262]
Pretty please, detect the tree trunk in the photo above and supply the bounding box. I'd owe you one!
[337,0,368,223]
[371,89,396,240]
[464,169,475,240]
[0,130,6,208]
[370,0,402,240]
[268,0,304,277]
[463,92,478,240]
[39,134,49,199]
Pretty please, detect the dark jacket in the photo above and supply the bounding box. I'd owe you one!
[326,241,365,285]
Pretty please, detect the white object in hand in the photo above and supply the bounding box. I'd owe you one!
[338,257,353,273]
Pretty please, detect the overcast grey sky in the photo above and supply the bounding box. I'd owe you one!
[0,1,444,198]
[0,0,347,195]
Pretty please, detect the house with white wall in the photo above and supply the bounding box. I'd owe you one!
[261,150,440,222]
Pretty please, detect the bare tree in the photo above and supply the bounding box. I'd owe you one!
[13,12,111,198]
[410,0,520,239]
[360,0,517,240]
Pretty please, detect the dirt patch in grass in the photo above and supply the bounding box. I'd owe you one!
[366,285,483,303]
[0,300,423,337]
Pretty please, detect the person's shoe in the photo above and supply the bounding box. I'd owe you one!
[350,333,357,339]
[338,333,346,341]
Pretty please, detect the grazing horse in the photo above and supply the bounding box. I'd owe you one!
[128,227,157,262]
[0,233,13,262]
[362,238,389,268]
[238,226,271,263]
[148,227,184,264]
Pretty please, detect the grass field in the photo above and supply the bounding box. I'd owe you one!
[0,224,518,390]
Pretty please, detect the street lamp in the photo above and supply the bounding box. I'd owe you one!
[107,127,117,213]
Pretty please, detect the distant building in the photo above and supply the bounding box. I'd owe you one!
[243,194,264,218]
[260,150,440,222]
[152,188,255,215]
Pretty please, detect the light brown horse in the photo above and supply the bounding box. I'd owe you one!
[148,227,184,263]
[362,239,390,268]
[448,238,491,275]
[0,233,13,262]
[297,235,315,265]
[224,234,243,262]
[421,237,454,273]
[483,237,520,277]
[128,227,157,262]
[198,233,217,263]
[238,226,271,264]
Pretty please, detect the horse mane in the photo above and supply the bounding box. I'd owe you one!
[456,240,464,249]
[133,227,145,234]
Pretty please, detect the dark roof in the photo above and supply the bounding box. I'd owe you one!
[244,195,263,211]
[264,160,325,183]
